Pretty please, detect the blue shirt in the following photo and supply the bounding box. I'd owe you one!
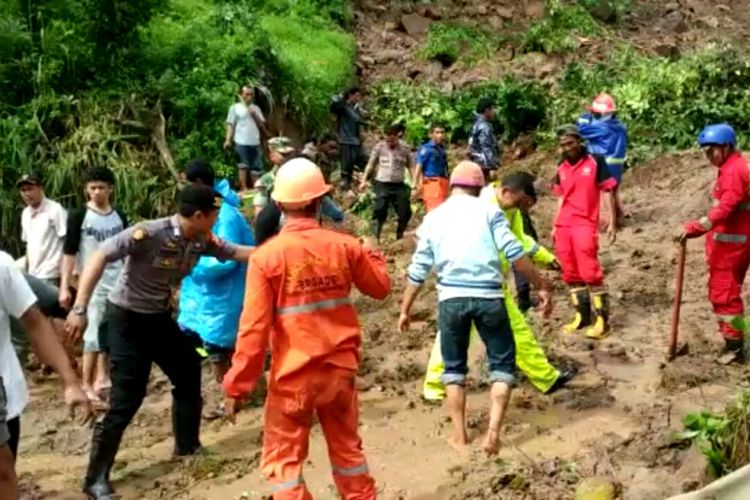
[416,140,448,178]
[407,194,525,302]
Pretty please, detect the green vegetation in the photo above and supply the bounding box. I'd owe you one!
[418,22,504,67]
[0,0,355,253]
[521,0,601,54]
[675,390,750,478]
[370,78,548,145]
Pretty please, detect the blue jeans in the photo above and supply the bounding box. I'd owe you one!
[438,297,516,387]
[321,195,345,223]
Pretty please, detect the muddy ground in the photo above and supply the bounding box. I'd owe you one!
[16,149,748,500]
[15,1,750,498]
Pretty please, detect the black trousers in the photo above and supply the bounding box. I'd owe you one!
[340,144,363,188]
[95,303,203,457]
[372,181,412,238]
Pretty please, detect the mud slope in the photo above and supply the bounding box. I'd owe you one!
[16,149,748,500]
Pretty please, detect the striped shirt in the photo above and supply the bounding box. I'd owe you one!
[407,194,525,301]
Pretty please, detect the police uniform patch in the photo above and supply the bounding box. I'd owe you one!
[132,228,147,241]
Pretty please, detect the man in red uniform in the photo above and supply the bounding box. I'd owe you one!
[553,125,617,339]
[676,123,750,364]
[222,157,391,499]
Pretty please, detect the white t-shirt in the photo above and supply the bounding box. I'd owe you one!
[21,197,67,280]
[226,102,265,146]
[0,251,37,419]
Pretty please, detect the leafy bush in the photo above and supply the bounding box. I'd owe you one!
[521,0,601,54]
[418,22,504,67]
[370,78,548,146]
[577,0,632,21]
[674,389,750,478]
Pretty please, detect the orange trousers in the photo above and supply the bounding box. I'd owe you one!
[421,177,449,212]
[261,367,376,500]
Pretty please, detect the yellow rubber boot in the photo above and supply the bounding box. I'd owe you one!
[422,330,447,402]
[507,292,560,393]
[562,287,592,334]
[586,291,611,339]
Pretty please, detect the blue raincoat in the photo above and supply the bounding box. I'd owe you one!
[178,179,255,349]
[577,113,628,182]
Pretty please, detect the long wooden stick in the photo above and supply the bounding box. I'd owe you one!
[669,241,687,360]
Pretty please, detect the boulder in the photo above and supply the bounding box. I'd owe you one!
[400,13,431,36]
[524,0,545,20]
[664,2,680,12]
[488,16,505,31]
[654,42,680,59]
[660,11,689,33]
[497,6,514,21]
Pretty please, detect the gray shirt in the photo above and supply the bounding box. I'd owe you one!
[368,141,413,183]
[226,102,265,146]
[79,209,125,299]
[100,215,238,314]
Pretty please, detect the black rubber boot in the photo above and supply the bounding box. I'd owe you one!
[562,288,592,334]
[544,367,578,395]
[173,397,203,456]
[516,284,533,313]
[718,338,745,365]
[374,220,385,243]
[82,423,119,500]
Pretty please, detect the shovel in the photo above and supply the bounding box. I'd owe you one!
[669,240,689,360]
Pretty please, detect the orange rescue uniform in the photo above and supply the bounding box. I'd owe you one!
[222,217,391,500]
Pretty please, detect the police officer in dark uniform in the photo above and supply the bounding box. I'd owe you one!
[64,184,255,500]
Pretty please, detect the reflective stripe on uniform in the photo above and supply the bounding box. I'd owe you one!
[529,243,540,257]
[711,199,750,210]
[606,157,626,165]
[271,477,305,492]
[277,297,351,315]
[713,233,748,243]
[332,463,369,477]
[699,217,713,230]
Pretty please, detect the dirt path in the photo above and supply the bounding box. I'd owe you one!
[15,150,749,499]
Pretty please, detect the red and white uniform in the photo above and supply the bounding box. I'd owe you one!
[552,154,617,287]
[684,152,750,340]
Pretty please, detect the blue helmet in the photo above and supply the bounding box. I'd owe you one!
[698,123,737,148]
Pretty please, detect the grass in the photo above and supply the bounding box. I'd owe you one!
[521,0,602,54]
[418,22,505,67]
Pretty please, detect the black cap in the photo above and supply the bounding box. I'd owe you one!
[185,159,215,187]
[556,124,582,139]
[16,172,43,188]
[179,184,222,212]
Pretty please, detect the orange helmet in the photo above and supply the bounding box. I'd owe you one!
[450,161,484,188]
[589,93,616,114]
[271,158,331,208]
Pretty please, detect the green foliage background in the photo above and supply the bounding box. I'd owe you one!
[0,0,355,254]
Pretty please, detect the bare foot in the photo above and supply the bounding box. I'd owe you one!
[482,430,500,456]
[447,434,468,454]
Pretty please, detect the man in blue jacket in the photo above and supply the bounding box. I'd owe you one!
[178,160,255,419]
[577,93,628,227]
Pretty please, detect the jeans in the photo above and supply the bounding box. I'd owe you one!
[321,196,345,223]
[234,144,262,172]
[438,297,515,386]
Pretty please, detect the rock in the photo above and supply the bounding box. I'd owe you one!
[384,21,398,32]
[717,4,731,12]
[654,42,680,59]
[699,16,720,29]
[660,11,689,33]
[400,13,431,36]
[359,55,375,66]
[425,60,443,81]
[441,80,455,93]
[497,6,514,21]
[488,16,504,31]
[537,61,559,79]
[588,1,617,23]
[664,2,680,12]
[475,4,488,16]
[575,477,617,500]
[376,49,403,64]
[525,0,545,19]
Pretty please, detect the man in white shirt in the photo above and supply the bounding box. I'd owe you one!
[223,85,269,193]
[0,250,90,497]
[18,173,67,286]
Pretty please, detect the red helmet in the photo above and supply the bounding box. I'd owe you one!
[589,93,616,114]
